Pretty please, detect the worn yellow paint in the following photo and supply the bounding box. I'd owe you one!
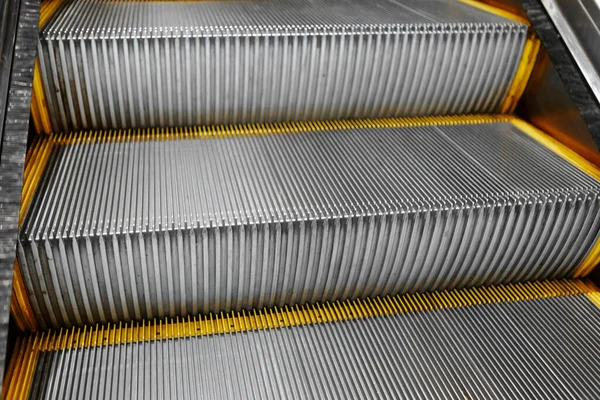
[39,0,64,28]
[31,61,53,134]
[511,117,600,181]
[10,135,56,333]
[10,264,39,332]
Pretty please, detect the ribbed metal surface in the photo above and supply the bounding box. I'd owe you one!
[37,0,528,132]
[17,121,600,328]
[26,295,600,399]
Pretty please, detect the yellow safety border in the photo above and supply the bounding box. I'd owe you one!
[3,278,599,399]
[2,336,38,400]
[31,61,53,134]
[510,117,600,278]
[10,136,54,332]
[31,0,64,134]
[44,114,511,145]
[20,135,54,224]
[459,0,541,114]
[500,33,541,113]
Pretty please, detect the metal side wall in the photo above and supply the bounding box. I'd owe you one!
[0,0,40,388]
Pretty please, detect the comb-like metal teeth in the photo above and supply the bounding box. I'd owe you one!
[37,0,528,132]
[22,294,600,399]
[17,120,600,329]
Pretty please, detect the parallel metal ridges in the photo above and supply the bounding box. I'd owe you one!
[42,0,514,32]
[16,118,600,329]
[36,0,528,132]
[30,0,66,134]
[5,279,600,399]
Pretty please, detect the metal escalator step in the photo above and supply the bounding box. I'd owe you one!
[15,116,600,329]
[5,279,600,399]
[35,0,533,132]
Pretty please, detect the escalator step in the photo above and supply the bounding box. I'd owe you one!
[16,116,600,329]
[35,0,533,132]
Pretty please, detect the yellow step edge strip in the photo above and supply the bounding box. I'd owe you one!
[570,231,600,277]
[511,117,600,181]
[3,335,40,400]
[1,337,23,398]
[31,61,53,134]
[20,135,54,225]
[500,33,541,113]
[9,292,27,332]
[458,0,530,25]
[11,136,55,332]
[3,278,598,400]
[585,280,600,308]
[32,0,65,134]
[43,114,511,145]
[510,117,600,278]
[11,264,39,332]
[458,0,540,114]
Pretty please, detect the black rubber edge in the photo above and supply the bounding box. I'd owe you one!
[0,0,40,386]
